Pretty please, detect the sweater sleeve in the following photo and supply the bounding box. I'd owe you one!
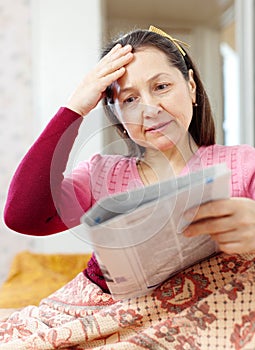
[4,107,92,236]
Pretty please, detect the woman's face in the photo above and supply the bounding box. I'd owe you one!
[112,46,196,152]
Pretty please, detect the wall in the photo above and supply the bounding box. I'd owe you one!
[236,0,255,145]
[0,0,35,284]
[30,0,104,254]
[0,0,104,284]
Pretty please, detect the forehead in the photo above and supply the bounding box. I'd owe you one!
[134,45,169,59]
[115,46,180,90]
[125,46,171,72]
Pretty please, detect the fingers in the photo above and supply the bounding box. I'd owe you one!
[102,44,133,66]
[220,241,254,255]
[183,199,244,238]
[215,227,255,254]
[183,199,233,238]
[97,44,133,81]
[184,219,255,254]
[183,197,255,254]
[184,199,234,223]
[184,215,233,237]
[66,44,134,116]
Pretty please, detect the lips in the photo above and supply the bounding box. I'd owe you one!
[145,121,172,133]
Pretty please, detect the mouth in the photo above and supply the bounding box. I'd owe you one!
[145,121,172,133]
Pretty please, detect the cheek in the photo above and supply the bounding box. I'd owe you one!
[123,123,147,146]
[113,105,143,141]
[171,96,193,129]
[120,105,142,122]
[113,103,138,125]
[123,122,141,136]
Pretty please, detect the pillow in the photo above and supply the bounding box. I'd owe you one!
[0,250,91,308]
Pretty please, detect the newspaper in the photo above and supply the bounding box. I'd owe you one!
[81,163,231,300]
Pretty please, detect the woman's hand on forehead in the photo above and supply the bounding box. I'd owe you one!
[66,44,134,116]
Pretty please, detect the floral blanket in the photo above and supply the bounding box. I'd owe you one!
[0,252,255,349]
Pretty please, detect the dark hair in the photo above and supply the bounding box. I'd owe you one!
[101,29,215,156]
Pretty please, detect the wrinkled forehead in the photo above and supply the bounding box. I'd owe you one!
[114,49,182,93]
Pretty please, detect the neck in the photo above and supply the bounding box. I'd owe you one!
[139,136,198,184]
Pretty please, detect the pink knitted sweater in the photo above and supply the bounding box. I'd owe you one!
[4,107,255,292]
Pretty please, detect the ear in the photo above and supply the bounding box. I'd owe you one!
[188,69,196,103]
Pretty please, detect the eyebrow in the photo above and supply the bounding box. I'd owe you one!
[118,72,173,96]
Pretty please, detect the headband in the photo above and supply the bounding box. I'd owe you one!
[149,25,189,57]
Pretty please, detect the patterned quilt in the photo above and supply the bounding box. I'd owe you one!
[0,252,255,349]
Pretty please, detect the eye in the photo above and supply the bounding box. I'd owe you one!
[155,83,170,91]
[123,96,137,104]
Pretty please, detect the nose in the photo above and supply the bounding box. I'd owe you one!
[141,95,163,119]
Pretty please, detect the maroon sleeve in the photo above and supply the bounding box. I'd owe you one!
[4,107,84,236]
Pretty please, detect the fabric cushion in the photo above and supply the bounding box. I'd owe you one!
[0,250,91,308]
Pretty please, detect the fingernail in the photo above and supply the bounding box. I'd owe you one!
[184,229,192,237]
[123,44,132,51]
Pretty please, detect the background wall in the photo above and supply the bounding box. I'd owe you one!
[30,0,103,255]
[0,0,103,284]
[0,0,35,283]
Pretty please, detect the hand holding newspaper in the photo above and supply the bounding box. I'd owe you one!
[81,163,231,300]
